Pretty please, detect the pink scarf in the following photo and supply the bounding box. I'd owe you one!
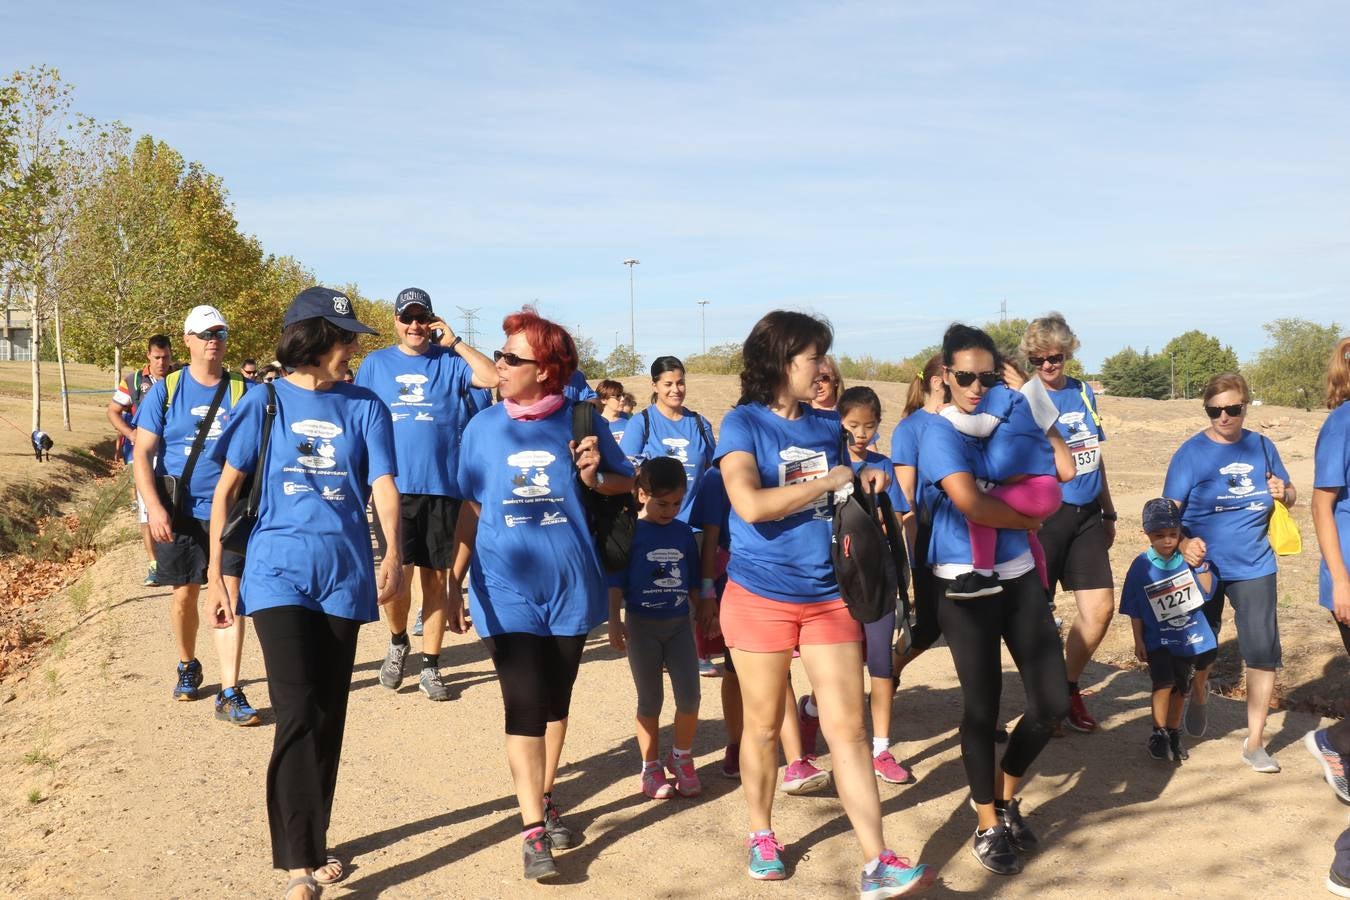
[503,392,565,421]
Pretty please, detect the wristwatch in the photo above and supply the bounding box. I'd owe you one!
[595,471,607,488]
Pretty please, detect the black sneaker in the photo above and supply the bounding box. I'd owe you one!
[946,571,1004,600]
[971,824,1022,875]
[543,794,578,850]
[1147,727,1171,761]
[1167,728,1188,762]
[522,829,558,880]
[997,798,1039,853]
[173,658,203,701]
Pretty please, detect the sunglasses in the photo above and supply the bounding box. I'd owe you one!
[1205,403,1245,419]
[190,329,228,342]
[241,369,257,377]
[493,350,537,367]
[398,312,433,325]
[947,368,1002,389]
[1027,353,1065,368]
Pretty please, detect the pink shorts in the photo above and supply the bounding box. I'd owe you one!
[719,580,861,653]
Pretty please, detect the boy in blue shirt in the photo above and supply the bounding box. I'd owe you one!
[1120,498,1218,763]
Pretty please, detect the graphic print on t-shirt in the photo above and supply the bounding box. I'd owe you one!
[395,373,427,405]
[508,450,555,498]
[290,419,345,473]
[183,403,227,453]
[662,437,690,462]
[1059,411,1100,476]
[1219,461,1256,499]
[648,547,685,590]
[779,446,831,519]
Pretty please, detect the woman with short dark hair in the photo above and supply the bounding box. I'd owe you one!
[206,286,402,900]
[619,355,716,525]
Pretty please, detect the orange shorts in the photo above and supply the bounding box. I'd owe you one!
[719,580,861,653]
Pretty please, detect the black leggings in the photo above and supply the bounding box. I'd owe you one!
[937,570,1070,805]
[1327,620,1350,756]
[252,606,362,870]
[909,519,942,652]
[484,632,588,737]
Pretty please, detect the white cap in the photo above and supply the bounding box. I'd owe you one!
[184,305,227,334]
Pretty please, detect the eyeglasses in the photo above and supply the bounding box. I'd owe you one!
[398,312,433,326]
[493,350,537,367]
[1027,353,1065,368]
[1205,403,1245,419]
[947,368,1001,389]
[241,368,258,377]
[190,329,228,342]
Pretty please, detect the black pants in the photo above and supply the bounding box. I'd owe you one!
[253,606,362,870]
[910,519,942,652]
[483,632,587,737]
[937,570,1070,805]
[1327,620,1350,756]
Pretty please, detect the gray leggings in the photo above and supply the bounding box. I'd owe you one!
[626,614,701,718]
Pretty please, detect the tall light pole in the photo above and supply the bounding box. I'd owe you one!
[1170,353,1175,400]
[697,299,709,354]
[623,258,640,353]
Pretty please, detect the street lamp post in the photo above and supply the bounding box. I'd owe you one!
[697,299,709,354]
[623,258,640,354]
[1170,353,1175,400]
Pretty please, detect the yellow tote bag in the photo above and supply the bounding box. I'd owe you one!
[1262,437,1302,556]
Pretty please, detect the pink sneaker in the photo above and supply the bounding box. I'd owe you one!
[781,757,830,795]
[797,696,821,756]
[641,766,674,800]
[665,753,703,797]
[872,750,916,785]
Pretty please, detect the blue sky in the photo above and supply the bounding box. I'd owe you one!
[6,1,1348,370]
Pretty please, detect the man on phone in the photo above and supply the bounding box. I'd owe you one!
[132,305,258,725]
[355,287,498,701]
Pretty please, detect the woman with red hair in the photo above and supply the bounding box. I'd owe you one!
[451,307,634,882]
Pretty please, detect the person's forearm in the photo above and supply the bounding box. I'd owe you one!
[1096,458,1116,516]
[700,527,721,580]
[457,342,500,390]
[450,501,480,583]
[132,435,161,513]
[207,465,247,572]
[372,477,402,563]
[106,404,135,441]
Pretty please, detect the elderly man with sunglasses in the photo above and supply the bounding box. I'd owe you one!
[354,287,498,701]
[132,305,258,724]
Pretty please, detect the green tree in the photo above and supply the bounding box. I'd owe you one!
[572,331,606,379]
[1246,318,1343,409]
[222,254,312,365]
[1100,346,1170,399]
[604,344,642,378]
[1160,330,1240,399]
[684,341,741,375]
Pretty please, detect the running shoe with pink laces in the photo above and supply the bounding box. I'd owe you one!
[665,752,703,797]
[747,831,786,880]
[641,766,675,800]
[781,757,830,795]
[798,695,821,756]
[860,850,935,898]
[872,750,916,785]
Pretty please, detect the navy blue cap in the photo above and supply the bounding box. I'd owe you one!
[283,287,377,335]
[394,287,433,316]
[1141,497,1181,533]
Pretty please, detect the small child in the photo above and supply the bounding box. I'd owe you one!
[620,392,637,418]
[608,455,708,799]
[940,376,1062,599]
[1120,498,1218,763]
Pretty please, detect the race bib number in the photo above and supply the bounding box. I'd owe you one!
[1068,433,1100,475]
[1144,568,1202,624]
[779,450,831,519]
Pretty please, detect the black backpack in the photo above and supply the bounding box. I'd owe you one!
[831,433,910,624]
[572,401,638,572]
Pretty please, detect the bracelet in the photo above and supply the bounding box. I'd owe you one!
[449,335,463,350]
[1101,512,1118,521]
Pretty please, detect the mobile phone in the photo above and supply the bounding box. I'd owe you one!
[431,327,445,342]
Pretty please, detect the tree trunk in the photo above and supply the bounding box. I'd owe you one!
[54,292,71,430]
[28,293,41,433]
[112,344,123,394]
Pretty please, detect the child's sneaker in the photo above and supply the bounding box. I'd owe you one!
[1146,727,1170,761]
[798,695,821,756]
[1065,689,1098,732]
[946,571,1003,599]
[1167,728,1188,762]
[781,757,830,795]
[1305,728,1350,803]
[860,850,935,899]
[665,752,702,797]
[872,750,916,785]
[173,658,203,701]
[698,657,719,677]
[997,798,1039,853]
[746,831,786,881]
[971,824,1021,876]
[641,766,675,799]
[721,743,741,779]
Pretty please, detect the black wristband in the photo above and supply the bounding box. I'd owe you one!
[1101,512,1118,521]
[449,335,463,350]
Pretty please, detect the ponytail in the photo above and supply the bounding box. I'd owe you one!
[1328,337,1350,410]
[902,353,944,418]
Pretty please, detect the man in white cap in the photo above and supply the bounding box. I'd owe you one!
[133,305,258,725]
[355,287,497,701]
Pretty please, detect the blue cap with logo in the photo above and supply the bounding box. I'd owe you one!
[1141,497,1181,533]
[394,287,433,316]
[283,286,377,334]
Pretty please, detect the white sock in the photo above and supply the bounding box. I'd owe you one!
[973,568,994,577]
[672,746,691,759]
[642,759,660,774]
[863,855,882,875]
[872,737,889,758]
[804,696,819,718]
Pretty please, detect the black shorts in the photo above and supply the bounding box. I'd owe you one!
[400,494,461,570]
[1145,647,1217,694]
[155,517,244,586]
[1039,501,1114,593]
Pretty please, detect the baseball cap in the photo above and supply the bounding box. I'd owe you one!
[1141,497,1181,533]
[283,287,377,335]
[184,305,228,334]
[394,287,433,316]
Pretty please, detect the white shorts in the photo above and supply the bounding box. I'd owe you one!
[136,491,148,526]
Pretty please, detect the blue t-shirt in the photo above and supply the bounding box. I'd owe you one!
[1163,429,1289,582]
[353,344,473,497]
[563,370,597,402]
[691,465,731,550]
[917,416,1032,570]
[213,379,397,622]
[620,408,716,523]
[134,370,248,520]
[964,384,1056,483]
[607,414,629,445]
[1120,551,1218,656]
[853,450,911,514]
[1047,377,1107,505]
[713,403,841,603]
[456,400,634,637]
[608,518,699,619]
[1313,404,1350,611]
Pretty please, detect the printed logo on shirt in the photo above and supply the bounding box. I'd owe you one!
[1219,462,1256,497]
[395,373,428,404]
[647,547,685,588]
[504,513,532,528]
[320,485,346,502]
[662,437,690,462]
[283,482,314,496]
[778,446,831,520]
[392,412,411,422]
[507,450,556,497]
[188,405,226,441]
[541,510,568,526]
[292,419,343,470]
[415,411,434,421]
